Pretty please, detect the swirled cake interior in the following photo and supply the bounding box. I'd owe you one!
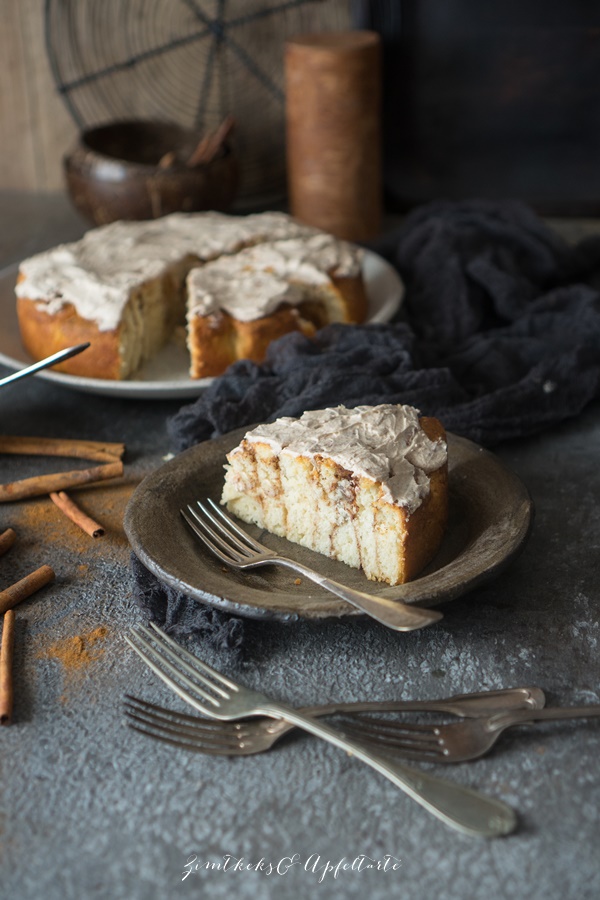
[221,404,448,586]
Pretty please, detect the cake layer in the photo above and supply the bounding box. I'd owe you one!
[221,404,448,586]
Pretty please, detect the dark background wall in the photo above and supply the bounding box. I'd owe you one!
[361,0,600,214]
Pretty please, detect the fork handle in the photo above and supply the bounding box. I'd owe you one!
[275,559,443,632]
[489,705,600,731]
[300,687,546,721]
[260,702,517,838]
[260,687,546,740]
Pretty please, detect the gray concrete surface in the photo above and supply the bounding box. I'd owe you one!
[1,196,599,900]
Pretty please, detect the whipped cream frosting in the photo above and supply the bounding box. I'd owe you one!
[237,404,447,512]
[186,233,363,321]
[15,211,319,332]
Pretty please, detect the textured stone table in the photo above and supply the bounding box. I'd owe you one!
[1,195,599,900]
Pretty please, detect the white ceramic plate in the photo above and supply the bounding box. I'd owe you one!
[0,250,403,399]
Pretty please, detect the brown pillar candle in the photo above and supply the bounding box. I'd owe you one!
[285,31,382,242]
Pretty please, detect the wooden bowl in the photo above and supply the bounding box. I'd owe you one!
[64,120,239,226]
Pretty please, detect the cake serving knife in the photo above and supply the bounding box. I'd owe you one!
[0,343,90,389]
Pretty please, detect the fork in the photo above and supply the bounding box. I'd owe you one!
[180,498,443,632]
[124,623,517,838]
[337,704,600,763]
[123,686,547,758]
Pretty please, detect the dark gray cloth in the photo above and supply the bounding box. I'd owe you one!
[135,199,600,650]
[168,199,600,450]
[130,553,245,656]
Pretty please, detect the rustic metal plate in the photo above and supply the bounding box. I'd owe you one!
[124,429,534,623]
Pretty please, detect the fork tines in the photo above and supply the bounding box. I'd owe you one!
[336,715,447,760]
[180,498,269,566]
[124,623,238,716]
[123,695,246,755]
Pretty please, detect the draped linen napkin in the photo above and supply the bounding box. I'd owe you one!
[132,199,600,651]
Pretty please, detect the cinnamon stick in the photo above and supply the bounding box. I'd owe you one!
[50,491,105,538]
[0,436,125,464]
[158,150,177,169]
[0,528,16,556]
[0,459,124,503]
[0,609,15,725]
[187,115,235,167]
[0,565,55,616]
[186,135,212,168]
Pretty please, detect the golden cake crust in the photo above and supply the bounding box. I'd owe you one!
[188,306,318,378]
[398,417,448,583]
[16,294,123,380]
[188,271,366,378]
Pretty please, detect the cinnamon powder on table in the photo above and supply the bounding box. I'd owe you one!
[9,480,135,557]
[39,625,109,672]
[36,625,111,702]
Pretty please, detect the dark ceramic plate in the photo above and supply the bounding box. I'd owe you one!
[124,429,534,623]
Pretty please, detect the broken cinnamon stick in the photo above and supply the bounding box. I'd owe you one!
[0,459,124,503]
[0,609,15,725]
[0,565,55,616]
[0,436,125,464]
[0,528,16,556]
[50,491,105,538]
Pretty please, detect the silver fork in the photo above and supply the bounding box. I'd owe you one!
[180,498,443,632]
[124,623,517,838]
[337,705,600,763]
[123,687,547,758]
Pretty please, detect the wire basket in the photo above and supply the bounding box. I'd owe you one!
[45,0,355,209]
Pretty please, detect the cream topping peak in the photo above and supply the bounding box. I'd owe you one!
[186,233,362,321]
[15,211,321,331]
[238,404,446,512]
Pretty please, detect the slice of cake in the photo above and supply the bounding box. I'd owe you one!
[186,232,367,377]
[221,404,448,586]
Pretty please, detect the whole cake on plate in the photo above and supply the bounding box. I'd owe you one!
[15,212,367,380]
[221,403,448,586]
